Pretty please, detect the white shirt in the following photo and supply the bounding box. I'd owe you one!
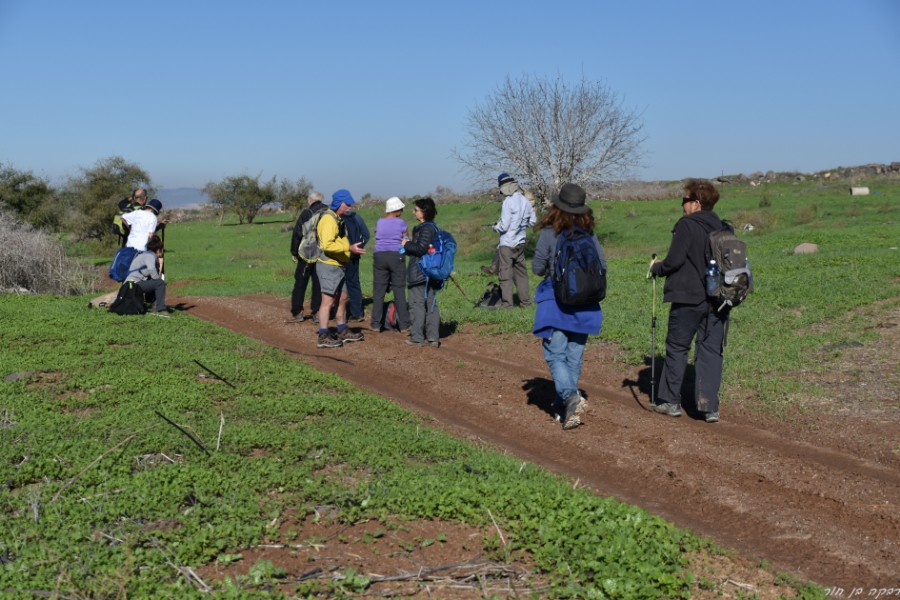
[121,209,158,251]
[493,191,536,248]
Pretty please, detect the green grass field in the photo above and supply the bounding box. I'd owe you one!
[4,178,895,597]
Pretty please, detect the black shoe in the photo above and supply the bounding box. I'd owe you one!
[348,314,365,323]
[704,411,720,423]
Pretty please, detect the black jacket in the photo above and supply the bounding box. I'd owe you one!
[404,221,440,287]
[343,212,370,263]
[650,210,723,304]
[290,201,327,257]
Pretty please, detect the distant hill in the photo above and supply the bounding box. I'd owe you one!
[156,187,209,209]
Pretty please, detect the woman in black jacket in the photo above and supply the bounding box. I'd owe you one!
[401,197,442,346]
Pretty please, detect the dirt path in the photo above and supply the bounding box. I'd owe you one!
[177,293,899,590]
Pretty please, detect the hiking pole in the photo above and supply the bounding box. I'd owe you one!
[448,274,470,301]
[159,223,166,280]
[648,254,658,407]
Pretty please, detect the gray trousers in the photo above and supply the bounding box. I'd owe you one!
[136,278,167,311]
[407,284,441,343]
[498,244,530,307]
[371,251,411,329]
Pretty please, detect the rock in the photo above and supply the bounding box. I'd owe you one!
[850,187,870,196]
[5,371,38,382]
[793,243,819,254]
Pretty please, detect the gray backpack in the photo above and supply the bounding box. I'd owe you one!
[297,211,326,263]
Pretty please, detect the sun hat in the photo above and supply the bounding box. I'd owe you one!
[330,189,355,210]
[147,199,163,213]
[385,196,405,213]
[552,183,589,215]
[497,172,516,187]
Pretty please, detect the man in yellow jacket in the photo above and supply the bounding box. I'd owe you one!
[316,189,367,348]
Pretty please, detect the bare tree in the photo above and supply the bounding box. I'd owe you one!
[454,74,645,210]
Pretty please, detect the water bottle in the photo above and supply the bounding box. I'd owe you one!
[705,260,719,296]
[398,234,409,254]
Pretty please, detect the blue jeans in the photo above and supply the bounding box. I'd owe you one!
[541,329,588,404]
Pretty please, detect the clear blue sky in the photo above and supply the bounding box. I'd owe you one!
[2,0,898,198]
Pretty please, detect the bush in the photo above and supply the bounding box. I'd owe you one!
[0,210,99,295]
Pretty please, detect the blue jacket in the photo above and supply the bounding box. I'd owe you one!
[532,227,604,338]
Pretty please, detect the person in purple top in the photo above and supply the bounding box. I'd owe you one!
[370,196,412,332]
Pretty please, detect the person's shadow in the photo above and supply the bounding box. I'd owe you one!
[522,377,594,419]
[622,357,702,419]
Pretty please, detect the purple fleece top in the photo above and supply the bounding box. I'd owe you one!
[374,217,408,252]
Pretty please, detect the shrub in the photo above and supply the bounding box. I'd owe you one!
[0,209,98,295]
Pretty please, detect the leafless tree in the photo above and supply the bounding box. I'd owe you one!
[454,74,645,210]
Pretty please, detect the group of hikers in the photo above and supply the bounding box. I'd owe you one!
[289,174,737,429]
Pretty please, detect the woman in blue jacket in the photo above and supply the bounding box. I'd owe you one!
[532,184,606,430]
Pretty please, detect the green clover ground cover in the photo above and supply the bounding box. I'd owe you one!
[0,295,712,597]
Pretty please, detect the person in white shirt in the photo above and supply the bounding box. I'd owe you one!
[493,173,537,308]
[121,197,161,251]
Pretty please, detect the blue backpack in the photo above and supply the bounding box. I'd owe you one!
[552,227,606,306]
[417,223,457,284]
[109,247,140,282]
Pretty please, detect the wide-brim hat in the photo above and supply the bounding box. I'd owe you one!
[552,183,589,214]
[147,199,163,214]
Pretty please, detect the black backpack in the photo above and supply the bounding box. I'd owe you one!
[707,222,753,311]
[108,281,147,315]
[474,281,503,309]
[552,228,607,306]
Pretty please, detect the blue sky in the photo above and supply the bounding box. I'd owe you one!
[1,0,898,198]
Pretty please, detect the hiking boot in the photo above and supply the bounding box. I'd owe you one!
[427,340,441,347]
[337,329,364,344]
[480,265,497,275]
[704,411,720,423]
[562,393,582,430]
[575,396,588,415]
[653,402,682,417]
[287,312,305,323]
[348,314,365,323]
[405,339,425,346]
[316,332,342,348]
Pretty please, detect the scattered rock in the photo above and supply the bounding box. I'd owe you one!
[793,243,819,254]
[850,186,870,196]
[5,371,38,382]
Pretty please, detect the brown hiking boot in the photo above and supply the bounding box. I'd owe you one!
[337,329,364,343]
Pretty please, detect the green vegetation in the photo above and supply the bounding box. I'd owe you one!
[1,295,710,597]
[4,176,891,596]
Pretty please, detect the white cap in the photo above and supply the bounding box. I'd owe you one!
[385,196,405,213]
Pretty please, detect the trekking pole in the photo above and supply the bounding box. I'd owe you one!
[159,223,167,280]
[448,274,470,301]
[648,254,657,406]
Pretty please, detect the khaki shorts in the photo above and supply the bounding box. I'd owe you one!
[317,262,346,296]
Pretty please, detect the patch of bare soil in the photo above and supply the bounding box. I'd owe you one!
[177,293,900,593]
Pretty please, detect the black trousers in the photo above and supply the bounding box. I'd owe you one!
[291,260,320,316]
[657,302,727,413]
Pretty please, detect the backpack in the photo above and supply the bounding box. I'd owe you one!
[383,300,400,330]
[707,222,753,311]
[552,228,607,306]
[109,247,140,282]
[475,281,503,309]
[417,223,457,284]
[297,210,326,263]
[108,281,147,315]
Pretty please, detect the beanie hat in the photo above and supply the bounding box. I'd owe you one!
[330,189,355,210]
[497,172,516,187]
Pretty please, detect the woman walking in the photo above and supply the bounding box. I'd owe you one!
[532,183,607,430]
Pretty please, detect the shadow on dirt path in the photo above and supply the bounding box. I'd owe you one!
[179,293,900,590]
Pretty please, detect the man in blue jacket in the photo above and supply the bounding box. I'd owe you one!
[650,179,726,423]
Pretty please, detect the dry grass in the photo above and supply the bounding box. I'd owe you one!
[0,209,99,295]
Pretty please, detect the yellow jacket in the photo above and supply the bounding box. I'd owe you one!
[316,210,350,266]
